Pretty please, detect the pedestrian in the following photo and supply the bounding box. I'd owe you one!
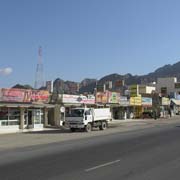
[168,109,172,118]
[153,110,157,120]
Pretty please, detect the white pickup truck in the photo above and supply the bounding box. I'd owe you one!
[66,108,112,132]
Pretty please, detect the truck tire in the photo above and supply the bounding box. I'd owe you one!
[85,123,92,132]
[70,128,76,132]
[99,121,107,130]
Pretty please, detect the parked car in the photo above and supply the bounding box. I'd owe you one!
[142,111,161,119]
[141,112,153,119]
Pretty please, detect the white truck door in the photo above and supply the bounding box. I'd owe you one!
[85,109,92,123]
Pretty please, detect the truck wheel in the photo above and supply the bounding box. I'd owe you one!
[99,121,107,130]
[85,123,92,132]
[70,128,76,132]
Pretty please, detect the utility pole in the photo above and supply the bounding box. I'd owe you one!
[34,46,44,89]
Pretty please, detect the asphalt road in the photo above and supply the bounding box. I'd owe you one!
[1,122,180,180]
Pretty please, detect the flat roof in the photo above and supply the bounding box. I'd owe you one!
[0,102,55,108]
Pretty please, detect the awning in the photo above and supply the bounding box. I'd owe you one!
[0,102,55,108]
[171,99,180,106]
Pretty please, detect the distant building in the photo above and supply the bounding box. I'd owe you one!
[129,84,155,97]
[139,85,156,95]
[46,81,53,93]
[156,77,180,98]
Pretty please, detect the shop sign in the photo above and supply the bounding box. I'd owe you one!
[108,92,120,103]
[62,94,80,103]
[82,95,95,104]
[119,96,129,106]
[0,88,24,102]
[130,85,138,97]
[130,95,142,106]
[62,94,95,104]
[0,88,50,103]
[96,91,108,103]
[30,90,49,103]
[142,97,152,106]
[162,97,170,106]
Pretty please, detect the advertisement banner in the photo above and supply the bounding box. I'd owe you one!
[82,95,95,104]
[96,91,108,103]
[0,88,24,102]
[30,90,50,103]
[0,88,50,103]
[142,97,152,107]
[162,97,170,106]
[130,95,142,106]
[108,92,120,103]
[62,94,95,104]
[119,96,129,106]
[130,85,138,97]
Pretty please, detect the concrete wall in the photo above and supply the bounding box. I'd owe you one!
[156,77,177,95]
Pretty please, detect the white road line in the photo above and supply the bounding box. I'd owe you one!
[85,159,121,172]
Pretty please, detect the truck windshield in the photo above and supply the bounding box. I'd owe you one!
[66,109,84,117]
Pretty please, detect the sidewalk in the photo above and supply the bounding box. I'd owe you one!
[0,116,177,135]
[0,116,179,150]
[0,127,58,135]
[110,115,178,123]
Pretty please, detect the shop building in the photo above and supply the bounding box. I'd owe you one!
[51,94,96,126]
[0,88,54,132]
[156,77,180,97]
[113,96,130,120]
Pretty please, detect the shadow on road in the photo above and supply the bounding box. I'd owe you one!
[23,128,71,134]
[23,125,118,135]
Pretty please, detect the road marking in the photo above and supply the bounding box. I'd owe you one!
[85,159,121,172]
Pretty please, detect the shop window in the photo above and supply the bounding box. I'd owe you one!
[34,109,44,124]
[0,108,8,126]
[0,108,20,126]
[8,108,20,125]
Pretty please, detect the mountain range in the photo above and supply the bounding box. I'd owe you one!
[13,61,180,94]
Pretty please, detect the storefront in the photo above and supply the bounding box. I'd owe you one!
[0,88,54,131]
[52,94,96,126]
[160,97,170,117]
[111,96,130,120]
[0,103,54,131]
[130,95,142,118]
[96,91,121,119]
[142,97,152,112]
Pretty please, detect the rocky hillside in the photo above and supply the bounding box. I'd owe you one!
[13,61,180,94]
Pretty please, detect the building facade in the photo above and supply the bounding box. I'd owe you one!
[0,88,54,132]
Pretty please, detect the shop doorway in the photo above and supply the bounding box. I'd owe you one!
[27,110,33,129]
[26,109,43,129]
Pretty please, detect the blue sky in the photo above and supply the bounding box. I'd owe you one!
[1,0,180,87]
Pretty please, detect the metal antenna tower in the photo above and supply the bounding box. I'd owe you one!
[34,46,44,89]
